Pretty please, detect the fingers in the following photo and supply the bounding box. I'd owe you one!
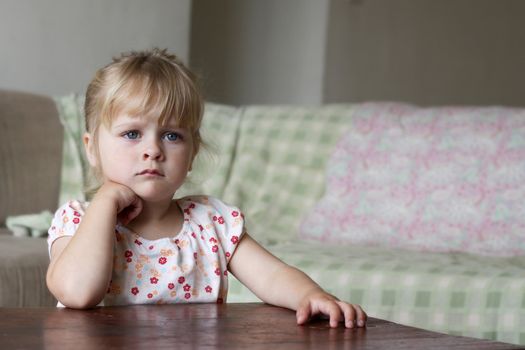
[297,298,366,329]
[296,303,311,325]
[127,196,143,222]
[296,300,368,328]
[118,197,143,225]
[355,304,368,327]
[336,301,367,328]
[324,301,343,328]
[336,300,356,328]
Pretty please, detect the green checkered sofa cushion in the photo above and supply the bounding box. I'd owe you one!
[222,105,355,245]
[228,240,525,346]
[54,94,88,204]
[176,103,242,199]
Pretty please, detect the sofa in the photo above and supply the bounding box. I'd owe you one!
[1,89,524,346]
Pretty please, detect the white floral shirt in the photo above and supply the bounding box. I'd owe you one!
[48,196,245,306]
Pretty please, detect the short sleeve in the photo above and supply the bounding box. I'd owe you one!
[201,197,246,264]
[47,200,87,257]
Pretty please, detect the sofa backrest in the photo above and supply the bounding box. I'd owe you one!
[221,105,355,244]
[0,90,63,226]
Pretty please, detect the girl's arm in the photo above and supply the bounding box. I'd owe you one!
[46,182,141,309]
[228,234,367,328]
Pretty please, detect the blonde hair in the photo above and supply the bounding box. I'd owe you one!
[84,48,204,195]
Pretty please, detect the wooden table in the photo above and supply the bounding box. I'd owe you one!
[0,303,522,349]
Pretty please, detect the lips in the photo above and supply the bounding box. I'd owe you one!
[137,169,164,176]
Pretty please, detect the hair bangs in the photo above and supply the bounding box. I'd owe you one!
[99,58,202,133]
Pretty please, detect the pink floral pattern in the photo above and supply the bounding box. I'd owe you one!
[48,196,245,305]
[300,102,525,256]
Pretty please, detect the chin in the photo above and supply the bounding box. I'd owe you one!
[133,186,177,203]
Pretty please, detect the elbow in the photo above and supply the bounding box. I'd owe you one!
[59,294,102,310]
[46,269,104,309]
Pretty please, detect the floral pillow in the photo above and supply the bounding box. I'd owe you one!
[300,102,525,256]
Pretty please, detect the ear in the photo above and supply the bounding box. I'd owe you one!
[83,132,98,167]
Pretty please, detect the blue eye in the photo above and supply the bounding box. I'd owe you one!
[124,131,140,139]
[164,132,181,142]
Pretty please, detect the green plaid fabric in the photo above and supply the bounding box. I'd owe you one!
[228,240,525,345]
[222,105,355,244]
[53,94,88,204]
[176,103,242,199]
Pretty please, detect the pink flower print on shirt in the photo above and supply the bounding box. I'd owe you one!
[189,203,196,209]
[131,287,139,295]
[134,239,142,246]
[178,276,185,284]
[198,224,204,231]
[225,252,231,259]
[215,268,221,276]
[183,284,191,292]
[125,250,133,263]
[205,286,212,293]
[147,293,153,299]
[209,237,217,244]
[185,293,191,299]
[150,277,159,284]
[158,257,167,265]
[218,217,225,224]
[212,245,218,253]
[168,283,175,290]
[231,236,239,244]
[232,210,239,218]
[72,217,80,225]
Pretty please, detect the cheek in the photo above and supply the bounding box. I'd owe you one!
[97,141,131,172]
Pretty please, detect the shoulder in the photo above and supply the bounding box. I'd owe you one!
[55,200,89,216]
[49,200,89,232]
[51,200,89,225]
[48,200,90,253]
[177,195,243,219]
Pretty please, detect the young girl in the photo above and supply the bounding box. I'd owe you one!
[46,48,367,329]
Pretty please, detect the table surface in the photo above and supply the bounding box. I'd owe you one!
[0,303,522,349]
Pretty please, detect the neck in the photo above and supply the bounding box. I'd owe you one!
[125,197,183,240]
[137,198,174,223]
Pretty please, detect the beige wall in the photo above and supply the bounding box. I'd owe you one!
[0,0,191,96]
[324,0,525,106]
[190,0,329,105]
[191,0,525,107]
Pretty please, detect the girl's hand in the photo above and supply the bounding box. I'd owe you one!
[95,181,143,225]
[296,290,367,329]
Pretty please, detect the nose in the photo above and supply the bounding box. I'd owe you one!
[142,139,164,161]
